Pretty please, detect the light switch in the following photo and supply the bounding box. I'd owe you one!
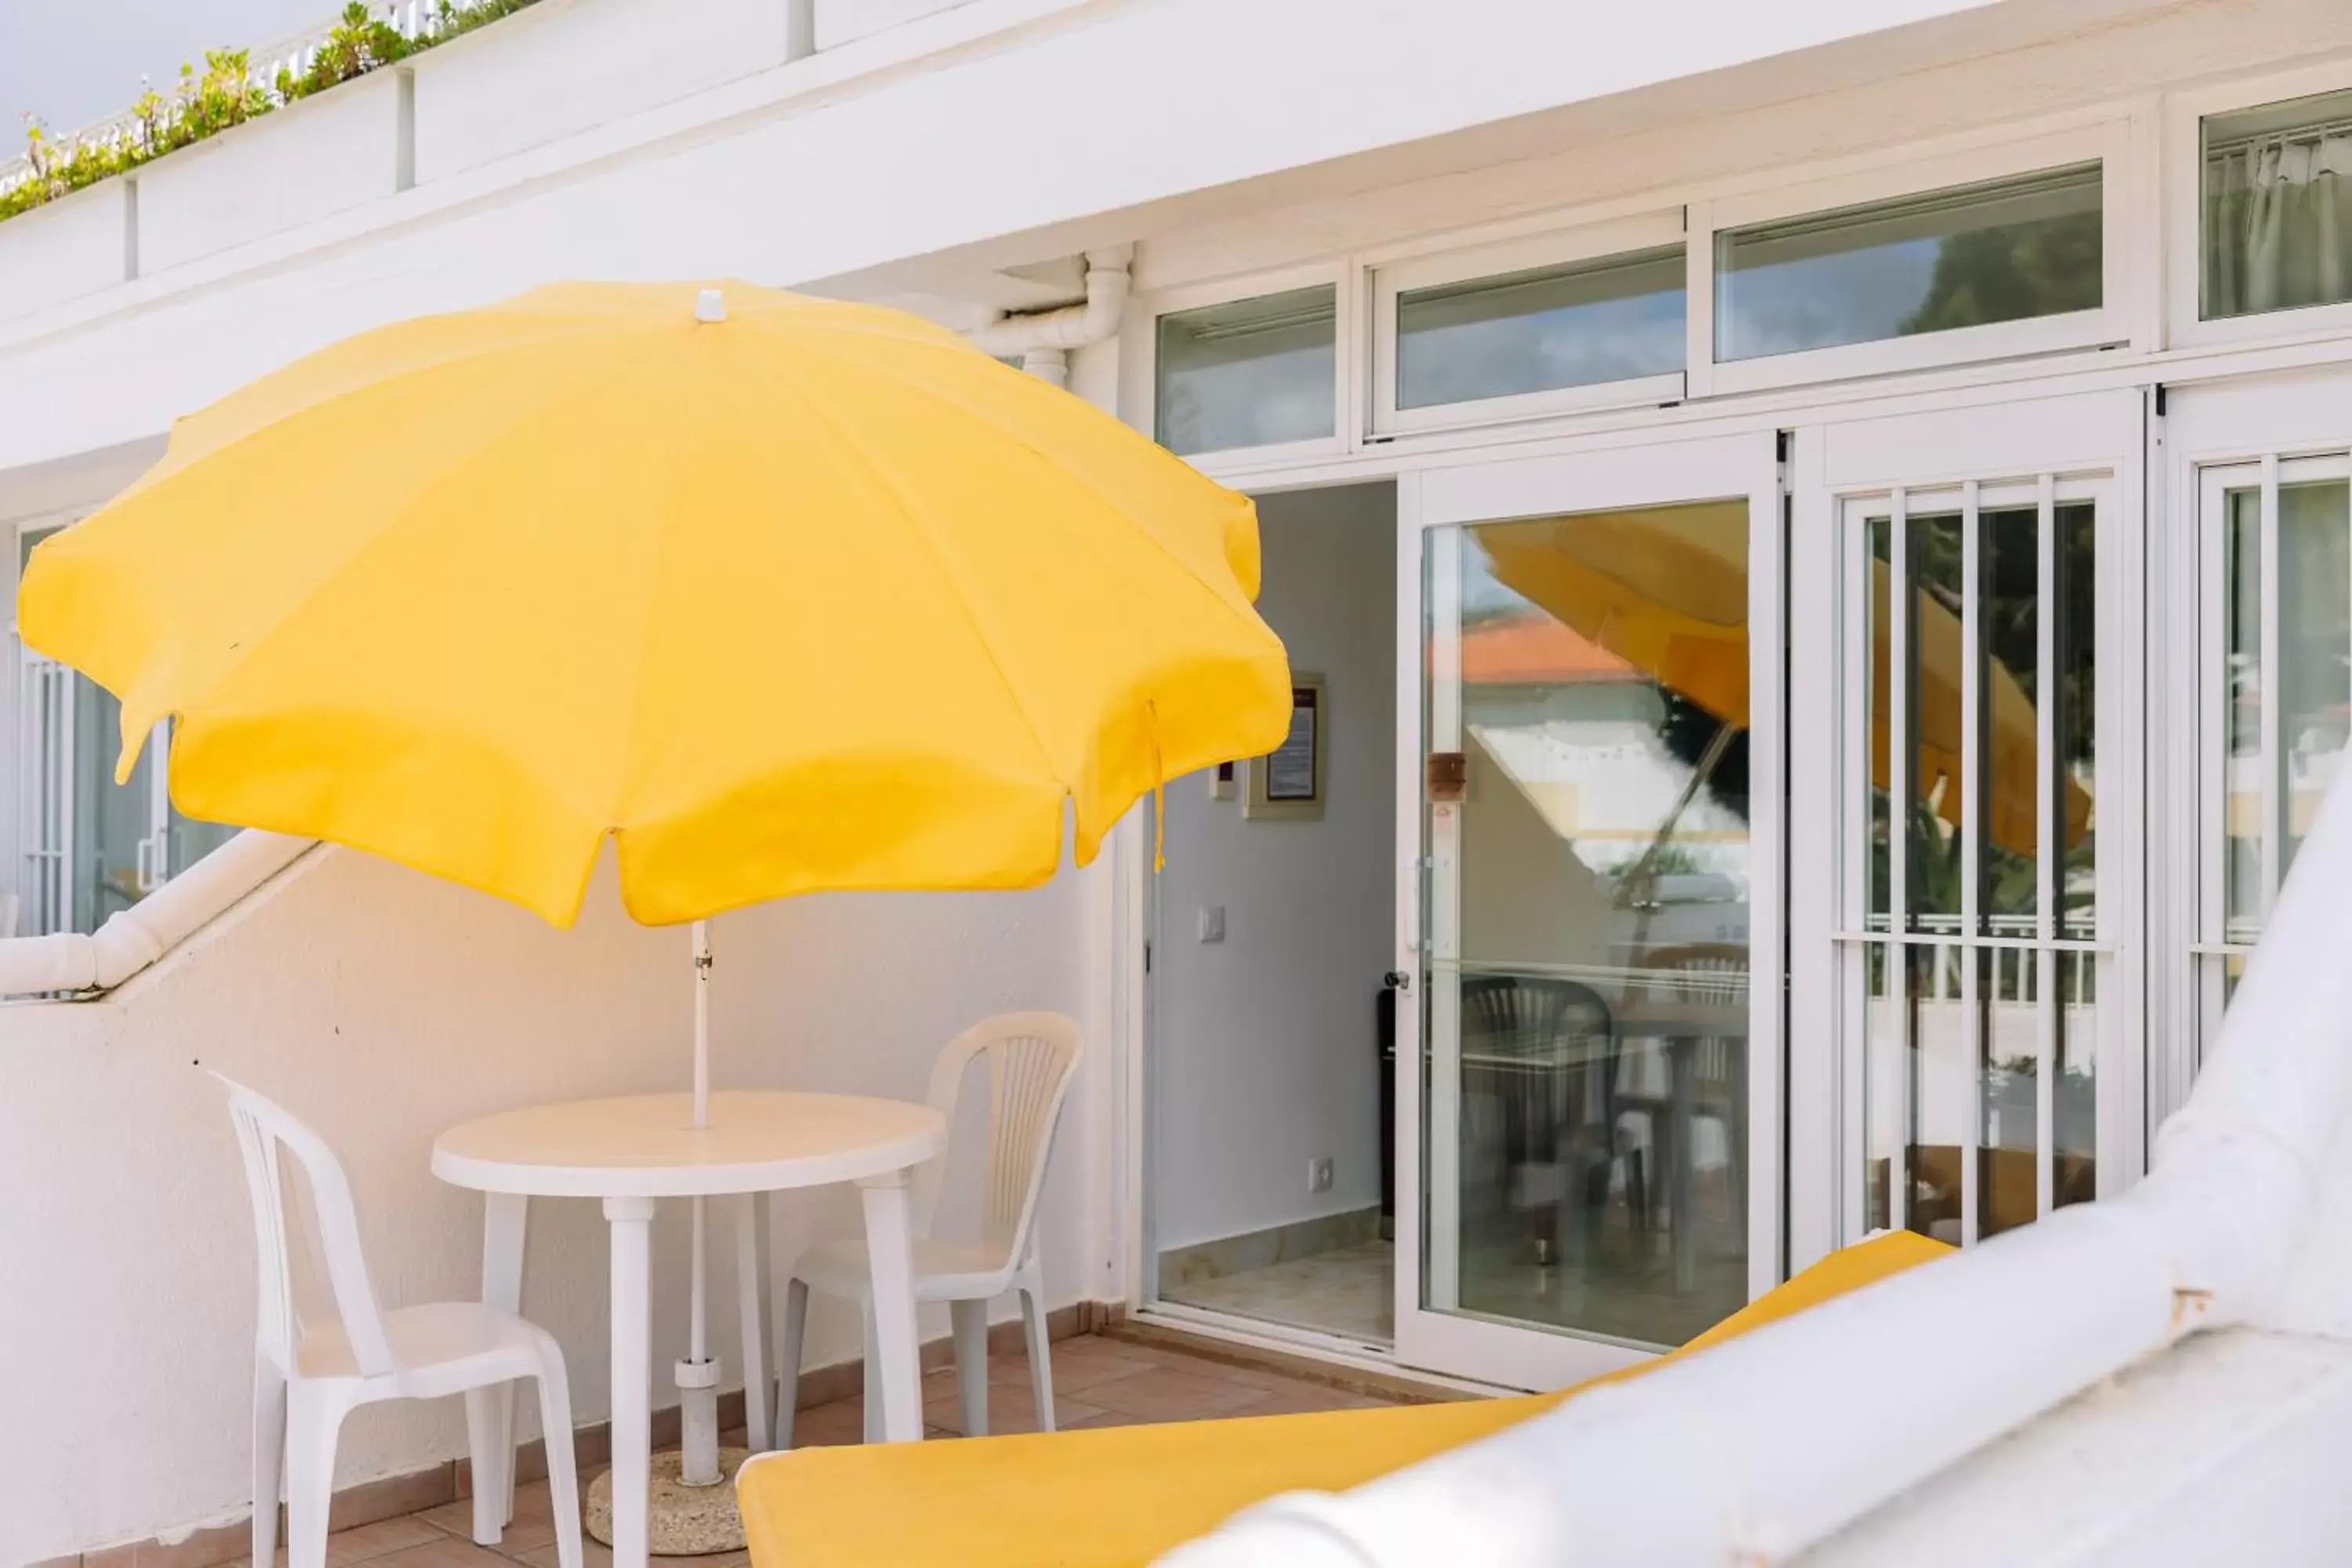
[1196,905,1225,943]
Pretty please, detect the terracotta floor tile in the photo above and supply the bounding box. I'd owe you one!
[417,1480,561,1555]
[921,1383,1109,1436]
[365,1538,516,1568]
[511,1541,608,1568]
[1074,1367,1272,1422]
[322,1518,452,1566]
[1029,1339,1163,1396]
[778,1397,872,1447]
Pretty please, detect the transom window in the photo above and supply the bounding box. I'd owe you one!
[1715,162,2105,364]
[2201,87,2352,321]
[1153,285,1337,458]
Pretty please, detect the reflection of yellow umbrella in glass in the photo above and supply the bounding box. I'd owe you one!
[1477,504,2088,859]
[17,280,1291,1507]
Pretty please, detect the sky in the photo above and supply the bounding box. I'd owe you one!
[1,0,332,140]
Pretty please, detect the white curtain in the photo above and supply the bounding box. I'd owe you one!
[2209,129,2352,317]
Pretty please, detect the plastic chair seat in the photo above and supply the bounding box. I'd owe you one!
[295,1301,558,1390]
[792,1237,1014,1305]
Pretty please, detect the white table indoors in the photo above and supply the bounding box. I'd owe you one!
[432,1090,948,1568]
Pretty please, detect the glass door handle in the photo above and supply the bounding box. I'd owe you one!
[1383,971,1412,991]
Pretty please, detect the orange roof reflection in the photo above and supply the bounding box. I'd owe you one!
[1458,613,1639,686]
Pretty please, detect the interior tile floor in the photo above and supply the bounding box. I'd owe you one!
[1165,1238,1397,1344]
[249,1334,1410,1567]
[1163,1199,1748,1351]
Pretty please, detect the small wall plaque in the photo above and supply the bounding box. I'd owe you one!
[1244,675,1324,821]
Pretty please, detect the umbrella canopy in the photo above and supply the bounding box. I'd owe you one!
[1476,506,2090,858]
[18,281,1293,927]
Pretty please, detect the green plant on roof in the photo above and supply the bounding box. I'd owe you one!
[0,0,542,229]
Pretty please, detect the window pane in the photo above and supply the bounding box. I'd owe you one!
[1438,499,1752,1348]
[2056,501,2097,942]
[2278,480,2350,881]
[1979,506,2039,935]
[1396,246,1684,410]
[1979,947,2036,1239]
[2056,951,2096,1208]
[2222,477,2352,946]
[169,808,240,877]
[2224,487,2264,941]
[1866,515,1893,931]
[1715,163,2103,361]
[1907,510,1965,935]
[2202,89,2352,321]
[1155,286,1336,456]
[68,677,153,935]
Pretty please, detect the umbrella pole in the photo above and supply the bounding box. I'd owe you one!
[676,919,723,1489]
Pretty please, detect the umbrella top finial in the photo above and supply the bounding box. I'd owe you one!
[694,287,726,325]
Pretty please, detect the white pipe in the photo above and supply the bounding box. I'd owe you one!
[1162,761,2352,1566]
[691,917,712,1127]
[970,245,1134,386]
[0,829,314,997]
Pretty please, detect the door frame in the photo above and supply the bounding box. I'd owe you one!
[1392,430,1786,1391]
[1785,387,2150,1262]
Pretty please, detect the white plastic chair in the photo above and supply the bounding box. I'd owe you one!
[773,1012,1083,1444]
[215,1074,584,1568]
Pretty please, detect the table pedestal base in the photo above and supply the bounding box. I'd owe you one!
[586,1448,750,1556]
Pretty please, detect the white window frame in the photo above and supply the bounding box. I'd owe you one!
[6,516,180,939]
[1694,122,2136,400]
[1122,263,1357,477]
[1367,210,1688,438]
[2165,61,2352,352]
[2153,368,2352,1127]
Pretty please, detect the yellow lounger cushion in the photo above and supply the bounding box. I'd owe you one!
[737,1231,1951,1567]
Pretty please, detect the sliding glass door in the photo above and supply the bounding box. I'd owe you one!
[1396,434,1783,1388]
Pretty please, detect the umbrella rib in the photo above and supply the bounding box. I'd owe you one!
[779,327,1267,621]
[750,352,1069,791]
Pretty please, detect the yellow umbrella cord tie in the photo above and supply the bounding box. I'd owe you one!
[1147,700,1167,873]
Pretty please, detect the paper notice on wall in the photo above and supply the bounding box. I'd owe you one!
[1265,686,1319,800]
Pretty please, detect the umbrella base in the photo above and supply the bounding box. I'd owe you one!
[586,1446,750,1555]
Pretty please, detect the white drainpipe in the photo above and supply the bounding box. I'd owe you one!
[1160,750,2352,1563]
[971,245,1133,387]
[0,830,314,996]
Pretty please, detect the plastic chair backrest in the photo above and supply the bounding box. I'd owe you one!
[909,1013,1083,1265]
[212,1073,397,1379]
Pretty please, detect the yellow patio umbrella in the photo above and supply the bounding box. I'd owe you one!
[1476,506,2090,859]
[17,278,1291,1495]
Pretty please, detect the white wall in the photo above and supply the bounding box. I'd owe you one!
[1152,483,1395,1254]
[0,840,1109,1563]
[0,0,2029,470]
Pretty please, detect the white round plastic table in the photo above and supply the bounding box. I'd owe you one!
[432,1091,947,1568]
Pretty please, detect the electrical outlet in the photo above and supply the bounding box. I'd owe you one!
[1308,1156,1334,1195]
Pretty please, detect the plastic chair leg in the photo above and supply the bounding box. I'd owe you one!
[949,1299,989,1437]
[532,1343,586,1568]
[283,1384,350,1568]
[463,1384,512,1544]
[775,1276,810,1450]
[251,1359,286,1568]
[1016,1267,1054,1433]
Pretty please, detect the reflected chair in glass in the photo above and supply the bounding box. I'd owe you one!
[1458,974,1623,1268]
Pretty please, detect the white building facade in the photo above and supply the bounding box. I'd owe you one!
[9,0,2352,1559]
